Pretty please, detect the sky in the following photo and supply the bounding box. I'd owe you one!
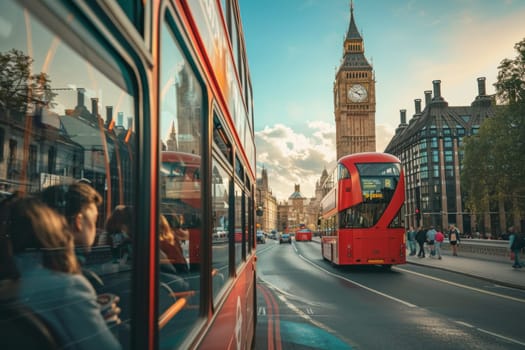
[238,0,525,202]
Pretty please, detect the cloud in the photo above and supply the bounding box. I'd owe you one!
[256,122,336,201]
[376,123,395,153]
[256,121,395,201]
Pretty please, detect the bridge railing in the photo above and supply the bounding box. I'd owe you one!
[440,239,522,263]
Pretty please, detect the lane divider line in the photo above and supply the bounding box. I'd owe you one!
[297,254,417,308]
[395,267,525,303]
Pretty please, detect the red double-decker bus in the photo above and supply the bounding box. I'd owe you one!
[320,153,406,268]
[0,0,257,349]
[295,228,313,242]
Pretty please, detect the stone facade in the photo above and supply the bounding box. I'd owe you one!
[334,4,376,160]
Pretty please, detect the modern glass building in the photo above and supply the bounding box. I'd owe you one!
[385,78,500,236]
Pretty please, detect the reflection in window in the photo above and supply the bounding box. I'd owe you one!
[159,18,202,348]
[211,162,229,301]
[0,1,137,349]
[234,183,243,267]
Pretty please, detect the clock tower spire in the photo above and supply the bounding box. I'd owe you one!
[334,2,376,160]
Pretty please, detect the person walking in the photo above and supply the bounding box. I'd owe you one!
[406,226,417,256]
[508,226,524,268]
[434,228,444,260]
[448,224,460,256]
[416,226,427,258]
[426,226,437,258]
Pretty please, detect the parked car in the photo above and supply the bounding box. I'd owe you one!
[256,230,266,244]
[279,233,292,244]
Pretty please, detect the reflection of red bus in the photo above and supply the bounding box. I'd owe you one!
[320,153,406,268]
[295,229,313,241]
[161,151,201,270]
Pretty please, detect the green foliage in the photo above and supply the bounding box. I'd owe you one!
[462,38,525,221]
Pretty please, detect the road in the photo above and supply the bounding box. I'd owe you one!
[254,238,525,349]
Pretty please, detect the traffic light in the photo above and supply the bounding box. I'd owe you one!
[415,208,421,221]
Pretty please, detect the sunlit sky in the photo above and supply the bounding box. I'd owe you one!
[238,0,525,202]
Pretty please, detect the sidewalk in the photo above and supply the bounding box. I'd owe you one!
[406,250,525,290]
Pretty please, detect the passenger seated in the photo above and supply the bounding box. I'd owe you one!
[159,215,188,274]
[39,184,122,323]
[0,195,121,350]
[105,205,134,265]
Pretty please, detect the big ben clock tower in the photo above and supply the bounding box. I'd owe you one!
[334,2,376,160]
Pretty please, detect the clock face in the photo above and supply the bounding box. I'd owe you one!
[347,84,368,102]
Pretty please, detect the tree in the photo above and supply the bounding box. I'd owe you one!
[0,48,57,115]
[462,38,525,230]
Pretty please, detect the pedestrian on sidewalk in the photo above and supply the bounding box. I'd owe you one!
[434,228,444,260]
[426,226,437,257]
[416,226,427,258]
[406,226,417,256]
[448,224,460,256]
[508,226,524,268]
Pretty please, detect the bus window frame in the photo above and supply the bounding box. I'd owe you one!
[159,5,212,336]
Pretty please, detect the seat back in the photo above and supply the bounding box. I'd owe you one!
[0,302,61,350]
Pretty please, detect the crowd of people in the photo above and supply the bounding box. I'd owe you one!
[407,223,524,268]
[407,224,461,259]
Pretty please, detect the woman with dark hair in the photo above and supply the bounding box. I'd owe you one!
[0,195,121,350]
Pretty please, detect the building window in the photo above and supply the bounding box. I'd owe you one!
[421,165,428,179]
[445,165,454,177]
[444,150,453,163]
[432,150,439,163]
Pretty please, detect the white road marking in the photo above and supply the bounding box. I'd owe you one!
[297,254,417,308]
[395,267,525,303]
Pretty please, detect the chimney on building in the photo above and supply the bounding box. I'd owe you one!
[77,88,85,107]
[106,106,113,128]
[414,99,422,114]
[477,77,486,96]
[432,80,443,101]
[118,112,124,126]
[424,90,432,106]
[91,98,99,118]
[400,109,407,124]
[472,76,492,107]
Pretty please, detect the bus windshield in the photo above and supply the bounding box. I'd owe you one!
[340,162,400,228]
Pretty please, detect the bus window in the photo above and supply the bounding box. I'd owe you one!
[211,161,230,301]
[0,1,137,348]
[158,17,202,347]
[234,183,243,268]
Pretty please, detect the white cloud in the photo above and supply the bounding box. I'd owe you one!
[256,122,336,201]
